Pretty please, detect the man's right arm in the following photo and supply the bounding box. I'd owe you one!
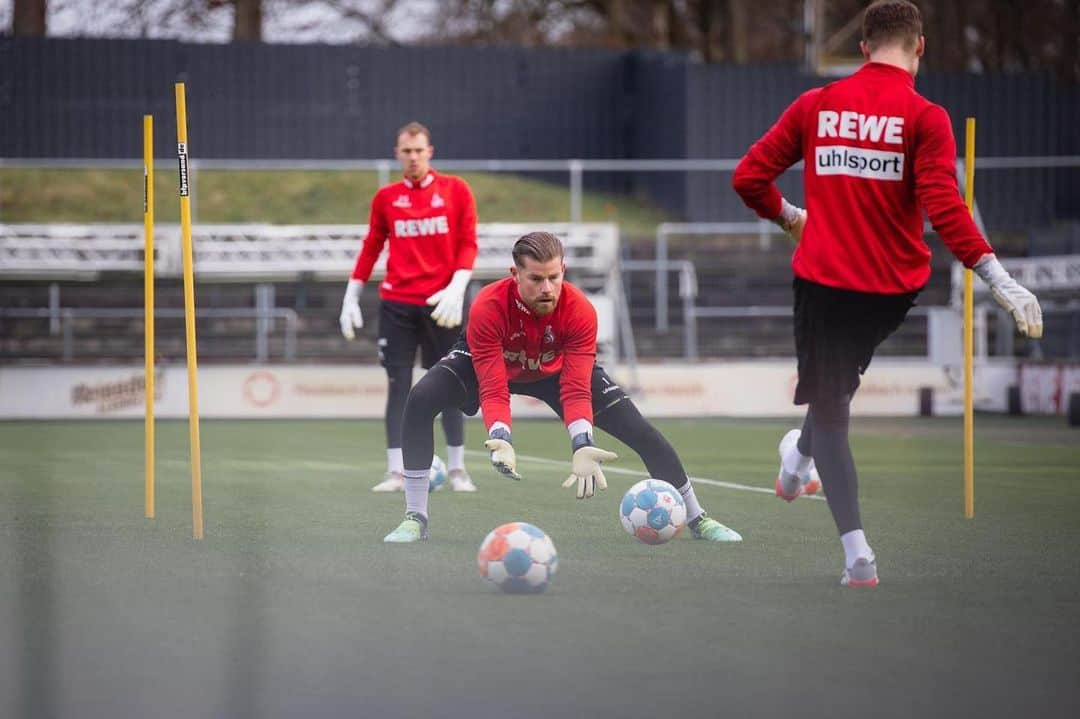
[468,299,522,479]
[340,194,390,339]
[466,299,512,433]
[732,90,813,228]
[351,192,390,282]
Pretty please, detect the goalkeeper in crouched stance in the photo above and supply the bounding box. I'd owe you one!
[384,231,741,543]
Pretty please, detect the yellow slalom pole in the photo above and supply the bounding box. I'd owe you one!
[175,83,205,539]
[144,115,156,520]
[963,117,976,520]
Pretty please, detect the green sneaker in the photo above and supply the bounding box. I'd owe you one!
[688,514,742,542]
[383,512,429,543]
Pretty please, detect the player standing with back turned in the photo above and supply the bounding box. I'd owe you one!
[733,0,1042,587]
[340,122,479,493]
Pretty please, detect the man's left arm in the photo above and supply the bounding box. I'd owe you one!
[426,179,479,328]
[454,179,479,271]
[558,300,617,499]
[915,105,1043,338]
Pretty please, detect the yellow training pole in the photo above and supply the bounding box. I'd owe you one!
[143,115,155,520]
[963,117,976,520]
[175,83,205,539]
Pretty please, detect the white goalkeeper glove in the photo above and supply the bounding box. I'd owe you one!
[773,198,806,242]
[426,269,472,328]
[339,279,364,340]
[562,433,617,499]
[973,254,1043,339]
[483,426,521,480]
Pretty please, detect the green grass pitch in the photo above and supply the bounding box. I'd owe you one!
[1,416,1078,718]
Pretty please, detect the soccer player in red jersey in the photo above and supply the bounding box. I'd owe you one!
[382,232,742,543]
[733,0,1042,587]
[339,122,479,493]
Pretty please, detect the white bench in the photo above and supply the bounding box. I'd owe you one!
[0,222,619,281]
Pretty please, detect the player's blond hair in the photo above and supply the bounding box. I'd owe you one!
[862,0,922,52]
[396,121,431,145]
[513,232,564,267]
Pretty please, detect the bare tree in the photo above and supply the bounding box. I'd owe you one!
[231,0,262,41]
[12,0,47,36]
[13,0,1077,81]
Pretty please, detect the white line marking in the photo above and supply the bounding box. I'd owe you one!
[465,449,825,500]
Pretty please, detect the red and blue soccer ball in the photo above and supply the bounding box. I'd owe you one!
[620,479,687,545]
[477,522,558,594]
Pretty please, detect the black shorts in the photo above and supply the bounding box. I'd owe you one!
[433,336,629,418]
[792,276,918,405]
[377,299,461,370]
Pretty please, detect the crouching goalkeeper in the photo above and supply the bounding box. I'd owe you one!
[383,231,742,544]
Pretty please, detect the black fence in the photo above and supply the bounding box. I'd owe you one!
[2,36,1078,228]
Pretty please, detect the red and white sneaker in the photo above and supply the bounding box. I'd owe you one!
[841,556,879,587]
[775,429,821,500]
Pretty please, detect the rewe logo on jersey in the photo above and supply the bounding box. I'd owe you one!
[393,215,450,237]
[817,111,904,144]
[504,349,557,371]
[815,110,905,181]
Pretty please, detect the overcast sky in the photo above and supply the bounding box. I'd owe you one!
[1,0,439,44]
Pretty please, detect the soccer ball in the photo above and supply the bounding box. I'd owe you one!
[620,479,687,545]
[477,522,558,594]
[428,455,448,492]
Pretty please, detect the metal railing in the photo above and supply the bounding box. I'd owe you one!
[6,155,1079,225]
[0,307,299,362]
[653,221,787,332]
[622,259,699,359]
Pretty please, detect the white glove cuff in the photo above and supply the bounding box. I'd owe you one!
[773,198,804,231]
[972,254,1008,287]
[567,419,593,441]
[447,269,473,294]
[343,279,364,304]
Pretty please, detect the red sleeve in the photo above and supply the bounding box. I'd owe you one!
[558,296,597,427]
[454,179,479,271]
[913,104,993,267]
[466,296,512,431]
[732,89,814,219]
[351,191,390,281]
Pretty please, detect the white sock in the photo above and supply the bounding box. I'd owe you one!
[678,482,704,523]
[387,447,404,474]
[782,444,812,477]
[840,529,873,567]
[446,445,465,472]
[404,469,430,519]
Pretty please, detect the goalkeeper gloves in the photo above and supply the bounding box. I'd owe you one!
[973,254,1043,339]
[773,198,806,242]
[562,432,617,499]
[339,279,364,340]
[483,427,521,480]
[426,269,473,328]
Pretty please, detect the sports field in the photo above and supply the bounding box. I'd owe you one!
[1,415,1078,719]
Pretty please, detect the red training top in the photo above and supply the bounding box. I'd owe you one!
[467,277,598,432]
[733,62,992,294]
[350,170,478,305]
